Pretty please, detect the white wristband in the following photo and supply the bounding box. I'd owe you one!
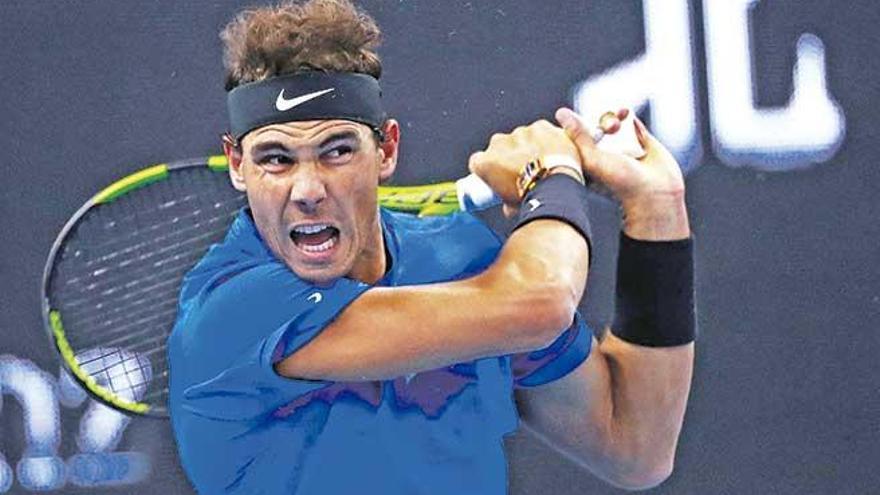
[539,154,584,178]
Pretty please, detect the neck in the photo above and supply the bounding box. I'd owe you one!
[347,211,387,285]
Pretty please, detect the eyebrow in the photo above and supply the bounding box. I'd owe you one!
[250,141,292,157]
[317,130,360,148]
[250,130,362,156]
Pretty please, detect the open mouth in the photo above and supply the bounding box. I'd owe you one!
[289,223,340,254]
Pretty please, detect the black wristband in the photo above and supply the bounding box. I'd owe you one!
[611,233,696,347]
[512,173,592,258]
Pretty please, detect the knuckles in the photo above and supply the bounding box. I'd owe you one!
[488,132,508,147]
[531,119,554,131]
[487,120,562,152]
[467,152,484,174]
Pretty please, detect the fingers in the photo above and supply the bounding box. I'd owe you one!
[555,107,627,183]
[633,117,651,153]
[555,107,597,148]
[467,150,486,175]
[502,203,519,219]
[470,117,585,205]
[468,149,520,204]
[632,116,676,165]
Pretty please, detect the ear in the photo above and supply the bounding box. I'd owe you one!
[223,137,247,192]
[377,119,400,182]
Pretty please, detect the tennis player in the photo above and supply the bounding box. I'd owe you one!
[168,1,695,493]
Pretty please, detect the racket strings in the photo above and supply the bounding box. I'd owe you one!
[60,250,211,317]
[57,206,241,304]
[68,202,238,275]
[76,347,153,398]
[54,177,242,317]
[67,294,178,334]
[48,166,246,414]
[60,262,202,324]
[81,307,179,349]
[67,192,203,263]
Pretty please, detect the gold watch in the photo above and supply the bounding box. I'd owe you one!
[516,154,584,200]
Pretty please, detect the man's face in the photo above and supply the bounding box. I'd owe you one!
[227,119,398,285]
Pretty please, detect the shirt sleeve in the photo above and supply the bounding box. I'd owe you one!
[511,312,593,388]
[177,262,370,421]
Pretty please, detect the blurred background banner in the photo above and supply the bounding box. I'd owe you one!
[1,1,877,493]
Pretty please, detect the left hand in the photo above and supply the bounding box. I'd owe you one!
[468,119,583,215]
[555,107,690,241]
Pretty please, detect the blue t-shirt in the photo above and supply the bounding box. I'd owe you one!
[168,208,591,494]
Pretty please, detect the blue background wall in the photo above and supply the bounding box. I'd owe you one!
[1,1,877,493]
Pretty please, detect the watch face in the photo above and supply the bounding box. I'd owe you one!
[517,159,547,199]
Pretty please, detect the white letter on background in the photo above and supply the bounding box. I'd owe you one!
[704,0,845,169]
[573,0,701,172]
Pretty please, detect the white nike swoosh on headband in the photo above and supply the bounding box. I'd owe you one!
[275,88,336,112]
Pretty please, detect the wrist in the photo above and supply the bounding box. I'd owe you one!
[621,192,690,241]
[517,154,585,198]
[611,232,696,347]
[513,173,593,264]
[546,166,585,185]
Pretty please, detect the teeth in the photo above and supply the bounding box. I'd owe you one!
[300,235,337,253]
[294,223,330,234]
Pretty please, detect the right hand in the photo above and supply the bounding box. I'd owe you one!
[555,107,690,240]
[468,120,583,212]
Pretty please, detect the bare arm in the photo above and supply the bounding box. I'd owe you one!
[277,217,587,380]
[517,335,693,490]
[277,121,590,381]
[515,109,695,490]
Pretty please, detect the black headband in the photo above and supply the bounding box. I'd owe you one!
[226,72,386,140]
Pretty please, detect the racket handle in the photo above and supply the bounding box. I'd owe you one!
[456,174,501,211]
[455,110,645,212]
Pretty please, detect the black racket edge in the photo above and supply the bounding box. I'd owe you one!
[41,156,231,418]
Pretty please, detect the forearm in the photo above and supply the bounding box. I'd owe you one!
[593,333,694,486]
[278,218,589,381]
[596,194,694,482]
[622,191,690,241]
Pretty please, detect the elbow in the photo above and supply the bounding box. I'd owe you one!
[483,262,581,350]
[597,440,676,491]
[515,283,578,349]
[604,459,674,491]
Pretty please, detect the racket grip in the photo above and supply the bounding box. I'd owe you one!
[456,174,501,211]
[455,111,645,212]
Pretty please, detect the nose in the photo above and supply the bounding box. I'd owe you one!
[288,163,327,213]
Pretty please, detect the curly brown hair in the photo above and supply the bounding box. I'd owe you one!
[221,0,383,91]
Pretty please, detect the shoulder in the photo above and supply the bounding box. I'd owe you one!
[384,208,497,235]
[383,208,502,251]
[381,209,503,283]
[169,211,365,365]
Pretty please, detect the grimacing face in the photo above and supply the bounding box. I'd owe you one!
[225,119,400,285]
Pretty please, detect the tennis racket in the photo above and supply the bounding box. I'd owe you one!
[41,155,501,418]
[42,112,643,418]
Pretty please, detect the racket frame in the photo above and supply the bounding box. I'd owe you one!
[41,155,471,417]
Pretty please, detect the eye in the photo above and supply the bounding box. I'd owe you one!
[256,153,294,171]
[321,144,356,164]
